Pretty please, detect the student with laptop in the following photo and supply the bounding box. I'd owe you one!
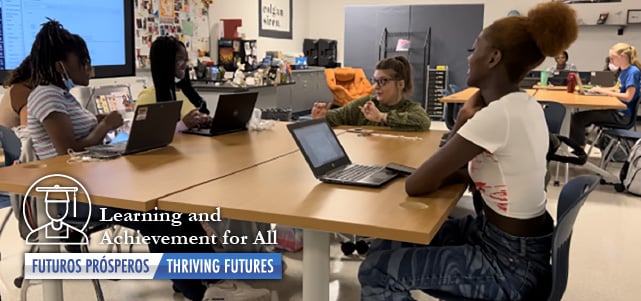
[26,21,214,301]
[546,50,577,74]
[136,35,272,299]
[136,36,211,131]
[311,56,431,131]
[359,2,577,300]
[570,43,641,147]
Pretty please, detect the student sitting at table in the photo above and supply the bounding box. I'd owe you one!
[137,36,211,131]
[570,43,641,147]
[311,56,431,131]
[358,2,578,300]
[138,35,272,300]
[0,56,33,129]
[546,50,577,74]
[26,20,214,301]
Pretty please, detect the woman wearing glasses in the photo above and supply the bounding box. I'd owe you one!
[311,56,431,131]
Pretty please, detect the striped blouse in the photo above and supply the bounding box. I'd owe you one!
[27,85,97,159]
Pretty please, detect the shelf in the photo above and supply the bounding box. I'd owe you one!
[579,23,641,35]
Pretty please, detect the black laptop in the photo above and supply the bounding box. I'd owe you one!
[287,119,398,187]
[591,71,616,87]
[85,101,182,156]
[184,92,259,136]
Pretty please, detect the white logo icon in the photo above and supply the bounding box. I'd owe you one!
[24,174,91,245]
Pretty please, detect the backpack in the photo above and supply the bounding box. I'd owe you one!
[619,138,641,195]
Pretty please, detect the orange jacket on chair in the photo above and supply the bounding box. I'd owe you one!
[325,67,373,107]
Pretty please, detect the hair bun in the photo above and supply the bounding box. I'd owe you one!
[527,2,578,57]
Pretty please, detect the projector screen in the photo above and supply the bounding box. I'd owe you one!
[0,0,134,81]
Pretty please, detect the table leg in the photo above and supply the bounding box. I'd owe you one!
[35,197,63,301]
[303,229,330,301]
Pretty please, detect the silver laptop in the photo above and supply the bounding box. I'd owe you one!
[590,71,616,87]
[287,119,398,187]
[86,101,182,156]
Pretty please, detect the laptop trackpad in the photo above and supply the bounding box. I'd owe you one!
[363,169,398,183]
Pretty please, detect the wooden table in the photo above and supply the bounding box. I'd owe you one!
[534,90,626,110]
[440,87,537,103]
[158,128,465,301]
[0,122,300,211]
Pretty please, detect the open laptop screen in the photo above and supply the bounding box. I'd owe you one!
[291,122,345,168]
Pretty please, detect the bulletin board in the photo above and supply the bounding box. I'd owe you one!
[134,0,213,69]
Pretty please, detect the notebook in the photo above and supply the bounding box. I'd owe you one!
[591,71,616,87]
[183,92,259,136]
[287,119,398,187]
[85,101,182,156]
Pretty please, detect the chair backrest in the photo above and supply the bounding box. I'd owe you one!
[443,84,464,130]
[325,67,373,106]
[540,101,566,135]
[548,174,599,301]
[0,125,21,166]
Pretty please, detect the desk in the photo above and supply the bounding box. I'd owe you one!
[158,129,465,301]
[440,87,537,103]
[534,90,626,110]
[0,123,299,211]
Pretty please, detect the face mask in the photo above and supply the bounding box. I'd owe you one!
[59,63,75,90]
[174,77,182,83]
[609,63,619,72]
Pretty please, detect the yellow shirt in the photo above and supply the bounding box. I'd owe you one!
[136,87,196,119]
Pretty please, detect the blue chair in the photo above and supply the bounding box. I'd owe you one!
[587,97,640,157]
[443,84,463,130]
[0,125,21,251]
[541,101,565,135]
[425,175,600,301]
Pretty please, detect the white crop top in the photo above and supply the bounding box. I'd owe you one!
[458,92,549,219]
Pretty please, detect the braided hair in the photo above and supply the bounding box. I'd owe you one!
[29,19,91,87]
[149,36,206,112]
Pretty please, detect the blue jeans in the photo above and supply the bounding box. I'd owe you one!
[358,214,552,301]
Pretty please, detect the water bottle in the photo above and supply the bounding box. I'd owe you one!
[567,72,576,93]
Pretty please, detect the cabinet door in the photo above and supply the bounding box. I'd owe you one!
[291,72,313,112]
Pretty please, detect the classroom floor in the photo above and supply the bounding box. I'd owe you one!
[1,122,640,301]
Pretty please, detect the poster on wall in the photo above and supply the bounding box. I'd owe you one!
[159,0,175,23]
[134,0,212,70]
[259,0,292,39]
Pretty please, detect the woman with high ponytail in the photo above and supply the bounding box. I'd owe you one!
[359,2,578,300]
[570,42,641,147]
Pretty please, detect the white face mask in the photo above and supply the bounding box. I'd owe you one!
[608,63,619,72]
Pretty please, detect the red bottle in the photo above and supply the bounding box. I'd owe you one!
[567,72,576,93]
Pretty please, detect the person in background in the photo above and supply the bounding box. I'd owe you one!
[547,50,577,74]
[570,43,641,147]
[138,35,273,301]
[26,20,213,301]
[311,56,431,131]
[358,2,578,300]
[0,56,33,128]
[137,36,211,131]
[604,56,621,79]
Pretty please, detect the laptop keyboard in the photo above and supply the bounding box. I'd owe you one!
[327,164,382,182]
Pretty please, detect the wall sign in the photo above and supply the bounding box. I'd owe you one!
[627,9,641,24]
[259,0,293,39]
